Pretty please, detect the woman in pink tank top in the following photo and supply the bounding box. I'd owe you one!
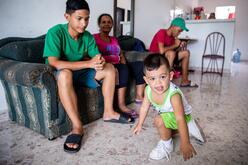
[93,14,146,118]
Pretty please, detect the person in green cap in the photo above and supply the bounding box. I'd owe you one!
[149,17,198,87]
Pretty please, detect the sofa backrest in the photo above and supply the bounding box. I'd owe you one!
[117,35,147,52]
[0,38,45,63]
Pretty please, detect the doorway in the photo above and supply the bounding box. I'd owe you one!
[113,0,134,37]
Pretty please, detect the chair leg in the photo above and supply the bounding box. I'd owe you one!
[221,58,224,76]
[214,58,219,73]
[206,58,212,73]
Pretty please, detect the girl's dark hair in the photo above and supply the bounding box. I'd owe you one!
[144,53,170,73]
[66,0,90,14]
[97,13,113,25]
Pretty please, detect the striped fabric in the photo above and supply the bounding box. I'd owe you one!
[1,79,71,139]
[0,76,104,139]
[0,37,105,139]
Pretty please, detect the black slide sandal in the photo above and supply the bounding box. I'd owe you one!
[64,134,83,153]
[104,114,135,124]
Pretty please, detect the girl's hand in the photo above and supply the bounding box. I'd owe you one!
[180,143,197,161]
[133,124,142,135]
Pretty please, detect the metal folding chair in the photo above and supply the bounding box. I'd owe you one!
[201,32,225,76]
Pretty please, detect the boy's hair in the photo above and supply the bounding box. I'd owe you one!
[66,0,90,14]
[97,13,113,25]
[144,53,170,74]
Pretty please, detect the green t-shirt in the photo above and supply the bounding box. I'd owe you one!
[43,24,99,64]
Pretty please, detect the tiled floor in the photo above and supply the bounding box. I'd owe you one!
[0,62,248,165]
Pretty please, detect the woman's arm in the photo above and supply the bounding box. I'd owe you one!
[119,50,126,64]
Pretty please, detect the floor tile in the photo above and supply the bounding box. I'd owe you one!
[1,62,248,164]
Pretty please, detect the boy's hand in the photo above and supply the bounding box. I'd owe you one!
[180,41,187,48]
[132,124,142,135]
[90,54,105,71]
[180,143,197,161]
[174,39,181,48]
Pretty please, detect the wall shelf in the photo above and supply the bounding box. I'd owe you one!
[186,19,235,24]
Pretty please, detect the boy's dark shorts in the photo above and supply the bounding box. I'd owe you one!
[173,51,180,65]
[55,69,100,89]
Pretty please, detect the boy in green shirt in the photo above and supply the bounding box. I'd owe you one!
[43,0,134,153]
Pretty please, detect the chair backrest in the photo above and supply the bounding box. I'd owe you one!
[203,32,225,57]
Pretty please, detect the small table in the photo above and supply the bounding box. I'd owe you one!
[178,37,197,42]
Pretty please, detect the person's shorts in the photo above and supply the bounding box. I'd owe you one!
[173,51,180,65]
[55,68,100,89]
[160,112,192,130]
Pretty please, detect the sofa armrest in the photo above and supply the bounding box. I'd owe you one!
[0,57,56,89]
[124,51,151,62]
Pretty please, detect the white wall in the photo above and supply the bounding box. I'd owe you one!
[0,0,113,39]
[134,0,174,48]
[198,0,248,60]
[0,0,66,38]
[87,0,114,34]
[191,0,198,8]
[175,0,193,13]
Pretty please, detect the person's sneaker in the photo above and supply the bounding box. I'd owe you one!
[149,139,173,160]
[187,119,205,143]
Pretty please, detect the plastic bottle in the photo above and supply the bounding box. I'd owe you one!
[232,49,241,63]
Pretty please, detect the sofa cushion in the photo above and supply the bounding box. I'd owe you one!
[0,39,45,63]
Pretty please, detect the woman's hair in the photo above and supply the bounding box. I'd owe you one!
[144,53,170,73]
[66,0,90,14]
[97,13,113,25]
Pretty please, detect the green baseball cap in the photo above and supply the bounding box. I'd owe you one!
[171,17,189,31]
